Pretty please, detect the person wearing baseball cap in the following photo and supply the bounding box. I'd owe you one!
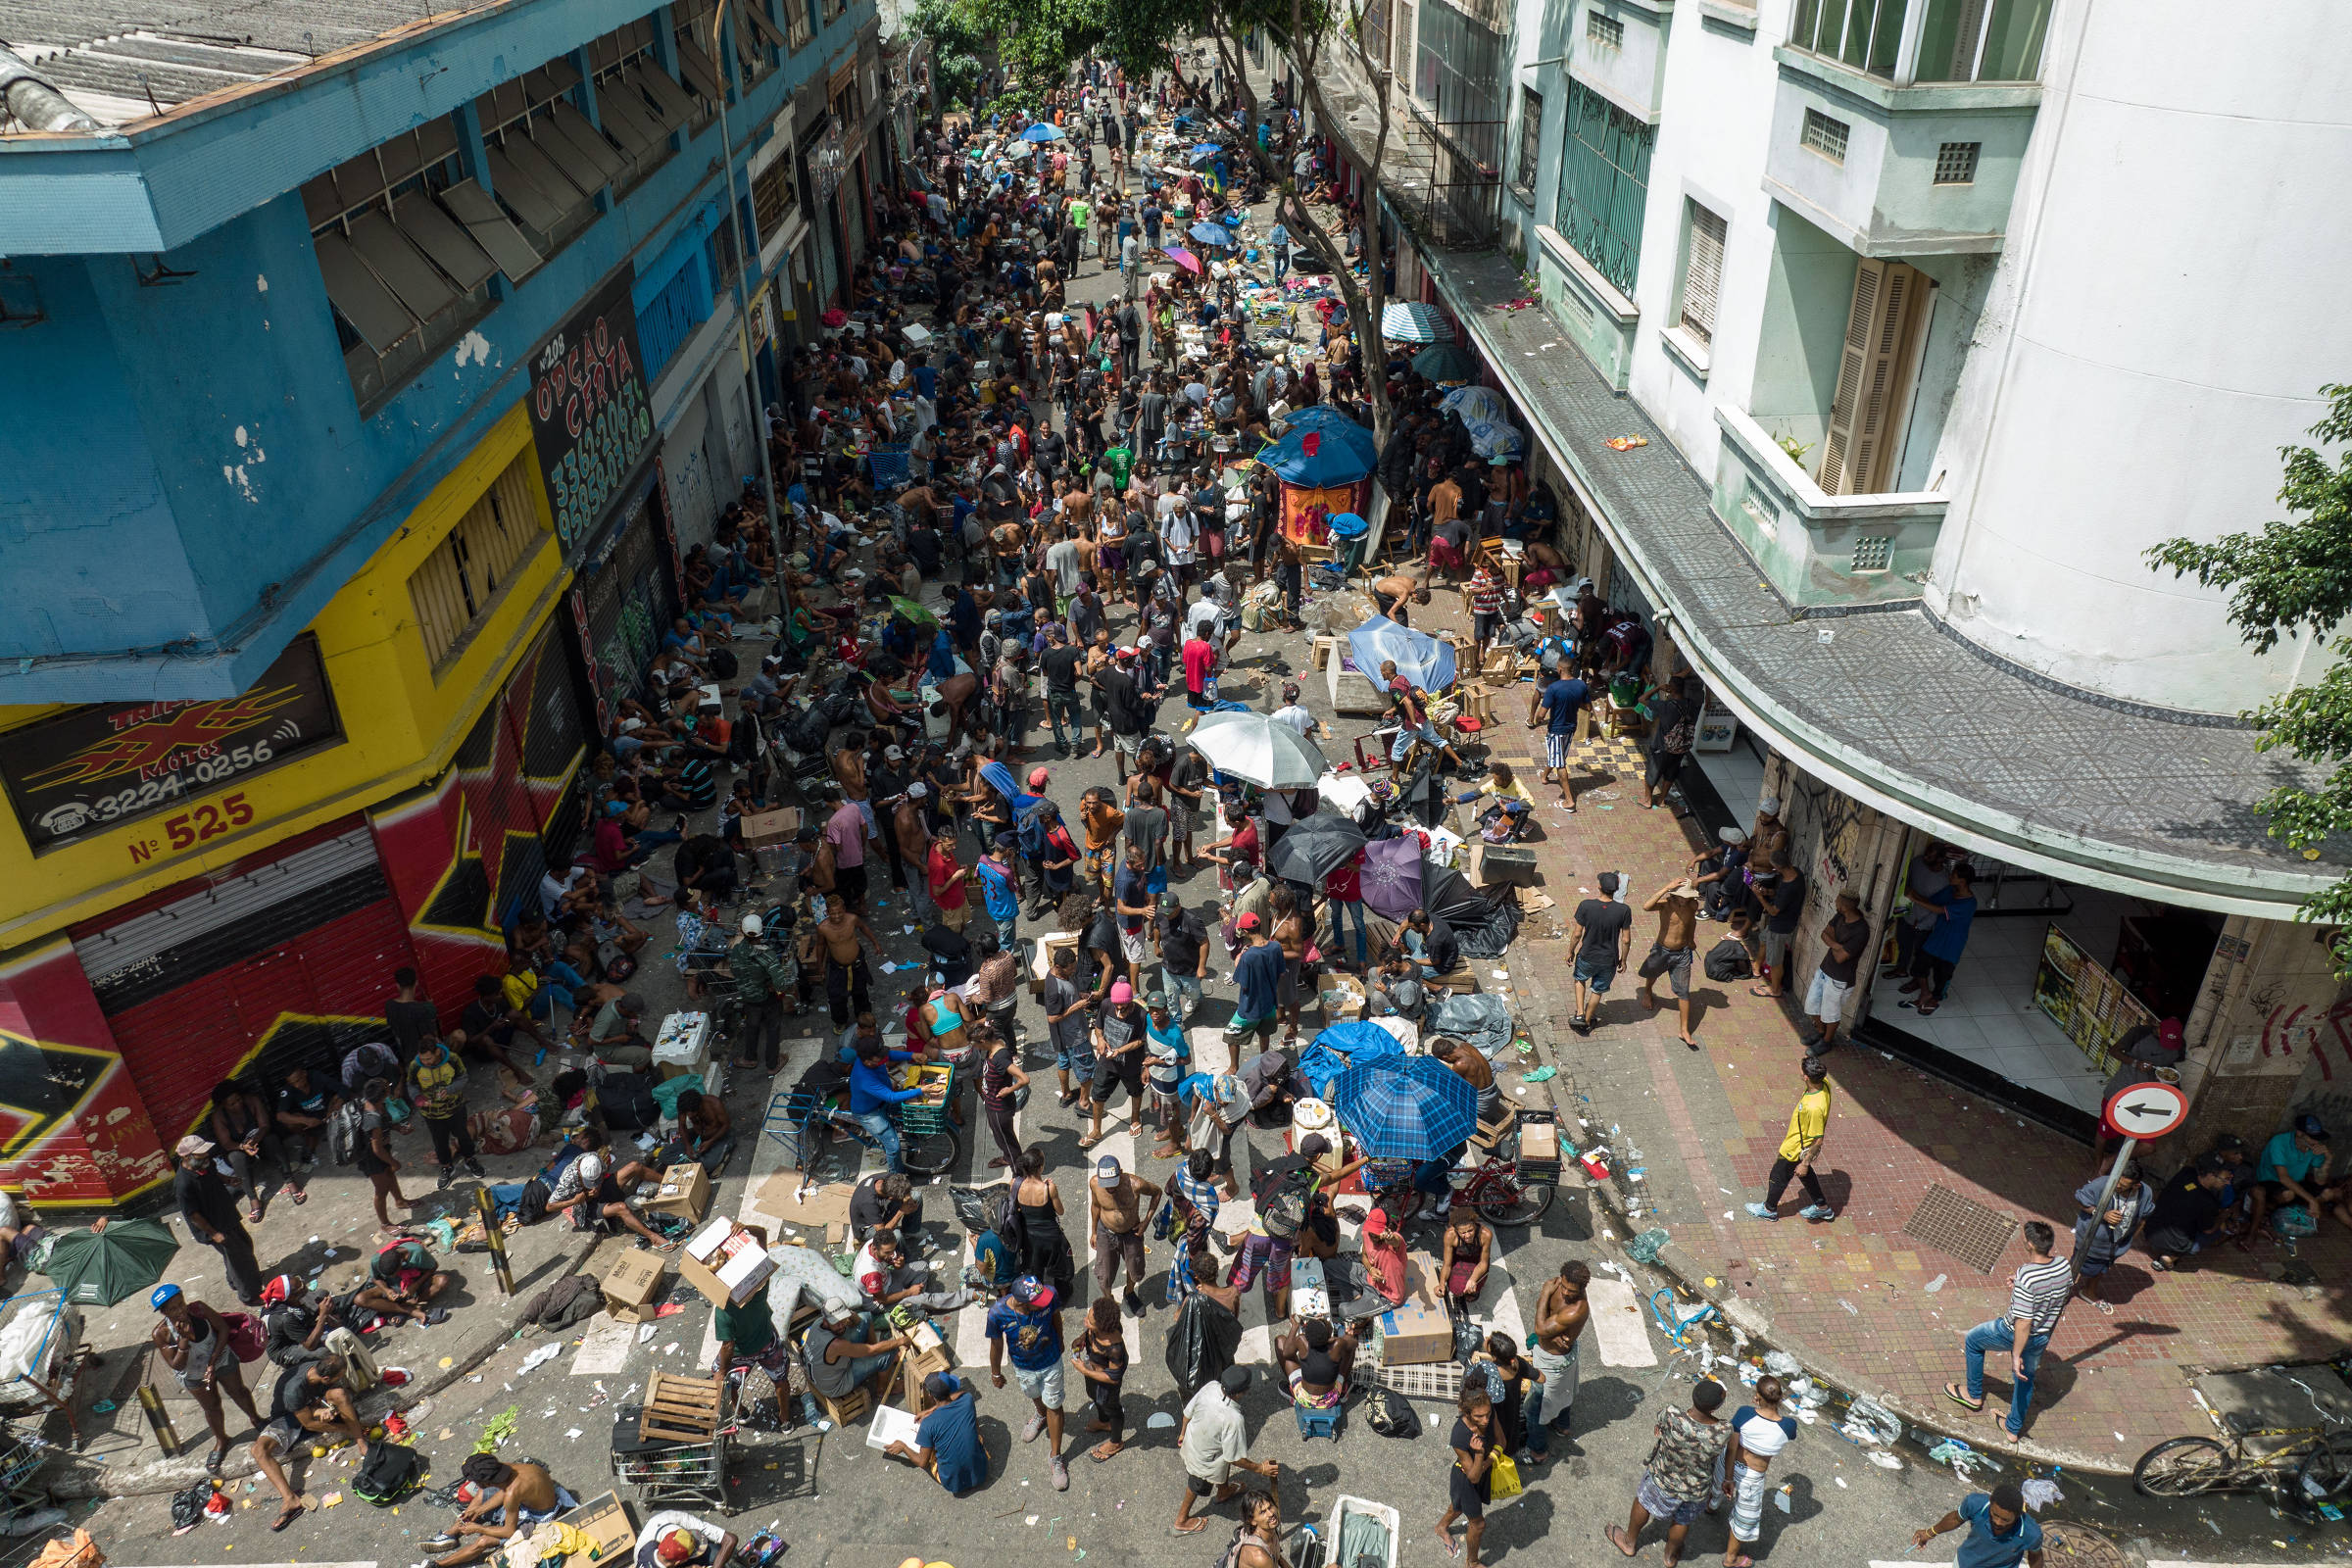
[631,1511,738,1568]
[172,1133,268,1307]
[988,1274,1072,1490]
[1088,1150,1163,1318]
[1224,911,1283,1054]
[149,1281,266,1477]
[2251,1114,2335,1240]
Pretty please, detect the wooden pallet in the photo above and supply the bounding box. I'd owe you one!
[639,1371,725,1445]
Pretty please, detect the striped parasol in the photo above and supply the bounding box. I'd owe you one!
[1381,301,1453,344]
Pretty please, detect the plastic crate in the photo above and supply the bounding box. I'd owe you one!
[900,1062,956,1136]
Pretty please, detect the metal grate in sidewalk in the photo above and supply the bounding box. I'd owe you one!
[1901,1183,2019,1274]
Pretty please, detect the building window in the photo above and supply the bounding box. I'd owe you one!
[670,0,728,115]
[587,19,692,191]
[736,0,789,80]
[1587,9,1624,48]
[1413,0,1505,172]
[753,156,802,245]
[1788,0,2049,84]
[408,453,550,671]
[1553,79,1652,298]
[1361,0,1393,72]
[1678,201,1728,345]
[1513,88,1543,193]
[1799,108,1849,165]
[1934,139,1981,184]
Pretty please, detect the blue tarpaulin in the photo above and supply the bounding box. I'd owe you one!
[1300,1022,1405,1100]
[1348,616,1456,694]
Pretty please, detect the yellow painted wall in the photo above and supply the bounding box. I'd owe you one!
[0,402,571,948]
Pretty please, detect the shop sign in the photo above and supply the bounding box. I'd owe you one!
[529,267,657,559]
[3,634,342,857]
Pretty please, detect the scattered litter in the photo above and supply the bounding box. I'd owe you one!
[320,1493,343,1509]
[1835,1476,1848,1488]
[1867,1451,1903,1470]
[565,1428,583,1441]
[518,1345,563,1375]
[1772,1486,1792,1514]
[1924,1275,1947,1294]
[2020,1479,2062,1512]
[1838,1298,1859,1315]
[1841,1398,1902,1446]
[638,1325,659,1344]
[439,1357,455,1369]
[1146,1412,1176,1429]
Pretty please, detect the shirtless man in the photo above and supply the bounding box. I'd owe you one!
[1270,888,1308,1047]
[833,733,874,842]
[1088,1153,1163,1317]
[1529,1259,1592,1449]
[1371,566,1432,627]
[815,896,884,1031]
[895,785,936,919]
[804,824,839,902]
[1083,627,1117,759]
[426,1455,574,1566]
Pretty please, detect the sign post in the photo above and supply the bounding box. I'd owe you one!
[2072,1081,2188,1279]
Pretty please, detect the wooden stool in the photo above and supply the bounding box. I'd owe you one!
[816,1386,872,1426]
[1427,964,1481,995]
[1470,1103,1519,1154]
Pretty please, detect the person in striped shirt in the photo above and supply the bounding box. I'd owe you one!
[1947,1221,2071,1438]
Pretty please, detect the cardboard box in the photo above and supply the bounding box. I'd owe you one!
[1378,1301,1453,1366]
[750,1175,857,1230]
[1029,929,1079,997]
[1521,1120,1559,1164]
[557,1491,637,1565]
[601,1248,667,1323]
[677,1219,774,1306]
[740,808,802,850]
[646,1162,712,1223]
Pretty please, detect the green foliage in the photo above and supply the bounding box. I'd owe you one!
[2147,384,2352,967]
[909,0,987,107]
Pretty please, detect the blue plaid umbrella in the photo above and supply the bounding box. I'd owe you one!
[1331,1055,1477,1160]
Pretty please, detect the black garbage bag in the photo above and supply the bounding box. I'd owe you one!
[1163,1292,1244,1402]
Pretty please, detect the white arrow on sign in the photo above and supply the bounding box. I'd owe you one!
[2103,1080,2187,1139]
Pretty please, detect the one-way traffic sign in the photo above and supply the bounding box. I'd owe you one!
[2103,1079,2188,1140]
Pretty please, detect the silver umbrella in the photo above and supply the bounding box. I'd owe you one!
[1187,710,1328,788]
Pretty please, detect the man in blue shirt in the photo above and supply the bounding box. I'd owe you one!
[885,1371,988,1495]
[1224,912,1284,1052]
[1267,220,1291,284]
[2251,1113,2333,1238]
[1912,1482,2043,1568]
[849,1036,920,1173]
[987,1277,1070,1492]
[976,833,1021,953]
[1528,670,1592,812]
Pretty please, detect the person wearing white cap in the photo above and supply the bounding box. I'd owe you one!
[173,1134,267,1305]
[726,915,794,1074]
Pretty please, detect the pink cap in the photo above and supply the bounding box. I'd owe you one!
[1028,766,1053,788]
[1109,980,1133,1004]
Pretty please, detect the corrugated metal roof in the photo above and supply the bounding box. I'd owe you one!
[0,0,483,129]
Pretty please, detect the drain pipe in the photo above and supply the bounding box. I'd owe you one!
[0,44,100,132]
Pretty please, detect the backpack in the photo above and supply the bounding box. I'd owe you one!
[1364,1386,1417,1438]
[515,1177,552,1227]
[709,647,739,680]
[351,1442,424,1505]
[1259,1184,1306,1242]
[327,1102,367,1167]
[600,1072,659,1133]
[1702,937,1754,983]
[1659,706,1697,756]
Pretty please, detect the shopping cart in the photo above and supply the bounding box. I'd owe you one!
[895,1060,960,1176]
[611,1378,730,1512]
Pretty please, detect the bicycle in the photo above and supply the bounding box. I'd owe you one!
[1369,1152,1555,1230]
[2133,1412,2352,1504]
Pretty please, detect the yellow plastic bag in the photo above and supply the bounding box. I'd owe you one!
[1488,1452,1523,1501]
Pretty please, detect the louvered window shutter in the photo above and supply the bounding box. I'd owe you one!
[1679,204,1728,343]
[1822,258,1930,494]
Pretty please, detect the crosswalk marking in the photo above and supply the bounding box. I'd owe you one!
[1584,1276,1658,1367]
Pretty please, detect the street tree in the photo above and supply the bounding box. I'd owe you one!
[2147,382,2352,970]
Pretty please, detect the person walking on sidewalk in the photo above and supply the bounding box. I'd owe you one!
[989,1275,1073,1492]
[1528,1259,1591,1453]
[1607,1378,1731,1564]
[1800,890,1871,1051]
[1437,1383,1505,1566]
[1745,1058,1836,1223]
[1638,877,1703,1049]
[1718,1376,1798,1568]
[1527,667,1592,812]
[1912,1483,2044,1568]
[1946,1220,2071,1440]
[1570,875,1633,1036]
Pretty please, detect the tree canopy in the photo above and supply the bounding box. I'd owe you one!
[2147,383,2352,967]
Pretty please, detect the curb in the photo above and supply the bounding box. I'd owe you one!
[48,1227,606,1501]
[1513,966,2130,1477]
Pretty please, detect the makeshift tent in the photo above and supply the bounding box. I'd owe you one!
[1299,1021,1405,1100]
[1348,616,1455,694]
[1442,385,1526,461]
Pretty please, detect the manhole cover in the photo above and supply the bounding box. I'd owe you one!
[2039,1521,2124,1568]
[1901,1183,2018,1273]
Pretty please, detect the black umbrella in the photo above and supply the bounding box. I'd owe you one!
[1266,808,1368,885]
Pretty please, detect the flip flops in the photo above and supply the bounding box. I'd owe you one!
[1942,1382,1984,1411]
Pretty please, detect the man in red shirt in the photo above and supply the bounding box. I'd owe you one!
[1324,850,1371,970]
[927,831,972,932]
[1181,629,1219,711]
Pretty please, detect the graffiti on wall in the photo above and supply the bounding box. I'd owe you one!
[0,940,172,1206]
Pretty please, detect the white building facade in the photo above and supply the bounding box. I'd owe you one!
[1345,0,2352,1144]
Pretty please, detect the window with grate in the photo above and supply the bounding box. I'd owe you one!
[753,157,802,245]
[303,115,505,411]
[1587,9,1624,48]
[784,0,814,50]
[1413,0,1505,172]
[1800,108,1849,165]
[1361,0,1393,72]
[1678,201,1728,344]
[1850,533,1893,571]
[408,451,550,671]
[1934,140,1980,184]
[1514,87,1543,192]
[1553,78,1653,298]
[589,19,695,189]
[736,0,789,82]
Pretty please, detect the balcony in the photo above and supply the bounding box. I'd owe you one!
[1711,405,1946,608]
[1762,0,2043,257]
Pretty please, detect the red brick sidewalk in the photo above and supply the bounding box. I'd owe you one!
[1476,726,2352,1471]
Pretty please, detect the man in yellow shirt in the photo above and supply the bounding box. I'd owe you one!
[1746,1058,1835,1222]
